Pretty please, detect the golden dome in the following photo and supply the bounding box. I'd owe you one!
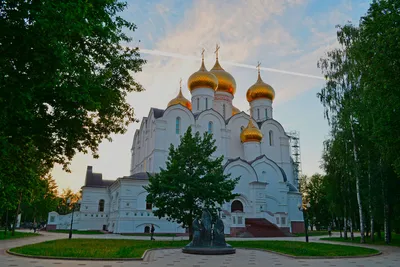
[167,81,192,110]
[232,105,240,116]
[210,45,236,95]
[240,119,263,143]
[246,67,275,102]
[187,56,218,92]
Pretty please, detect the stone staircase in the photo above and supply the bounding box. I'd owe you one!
[244,218,288,237]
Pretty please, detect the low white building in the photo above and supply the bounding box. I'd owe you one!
[48,52,304,236]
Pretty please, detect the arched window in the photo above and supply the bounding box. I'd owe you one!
[146,202,153,210]
[222,104,226,118]
[176,117,181,134]
[208,121,213,134]
[197,98,200,110]
[98,199,105,212]
[205,98,208,109]
[265,109,268,119]
[257,109,260,120]
[240,126,244,132]
[269,130,274,146]
[231,200,244,212]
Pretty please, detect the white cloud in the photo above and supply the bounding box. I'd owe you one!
[51,0,355,191]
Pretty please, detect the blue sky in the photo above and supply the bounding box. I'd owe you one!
[52,0,372,192]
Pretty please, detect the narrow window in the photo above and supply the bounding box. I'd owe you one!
[257,109,260,120]
[208,121,213,134]
[223,104,226,118]
[205,98,208,109]
[240,126,244,132]
[197,98,199,110]
[176,117,181,134]
[265,109,268,119]
[98,199,105,212]
[269,130,274,146]
[146,202,153,210]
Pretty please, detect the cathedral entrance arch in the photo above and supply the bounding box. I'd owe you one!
[144,226,150,233]
[231,200,244,212]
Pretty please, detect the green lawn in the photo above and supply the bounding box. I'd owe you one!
[47,230,104,235]
[10,239,379,258]
[295,231,330,237]
[322,233,400,247]
[0,231,39,240]
[121,233,177,237]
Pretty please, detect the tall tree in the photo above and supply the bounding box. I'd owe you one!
[144,127,239,240]
[0,0,145,232]
[318,23,366,243]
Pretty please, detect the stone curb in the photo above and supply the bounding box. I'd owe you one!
[238,247,382,259]
[6,246,382,261]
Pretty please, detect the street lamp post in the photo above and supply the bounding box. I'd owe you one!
[298,201,311,243]
[66,199,80,240]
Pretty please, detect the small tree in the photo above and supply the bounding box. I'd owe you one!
[144,126,239,240]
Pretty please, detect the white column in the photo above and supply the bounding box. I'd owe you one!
[214,92,233,119]
[250,99,273,122]
[191,88,215,113]
[243,141,261,161]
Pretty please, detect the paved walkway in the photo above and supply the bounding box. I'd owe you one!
[1,231,399,267]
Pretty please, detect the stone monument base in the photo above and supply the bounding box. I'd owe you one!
[182,246,236,255]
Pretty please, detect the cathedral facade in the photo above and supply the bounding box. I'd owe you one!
[47,49,304,236]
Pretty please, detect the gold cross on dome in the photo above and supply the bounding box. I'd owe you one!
[215,44,220,58]
[201,48,205,59]
[179,78,182,89]
[257,61,261,73]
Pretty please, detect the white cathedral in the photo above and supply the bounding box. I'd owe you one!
[47,48,304,236]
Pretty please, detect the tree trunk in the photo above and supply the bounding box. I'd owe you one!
[350,218,354,240]
[11,191,23,236]
[188,224,193,241]
[350,118,365,243]
[368,155,374,242]
[343,216,348,239]
[379,158,390,244]
[4,209,9,238]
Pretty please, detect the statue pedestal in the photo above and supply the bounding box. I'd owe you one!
[182,246,236,255]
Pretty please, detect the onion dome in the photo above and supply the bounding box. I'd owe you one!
[246,64,275,102]
[232,105,240,116]
[210,45,236,95]
[167,80,192,110]
[240,119,263,143]
[187,52,218,92]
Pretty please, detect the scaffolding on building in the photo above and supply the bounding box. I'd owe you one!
[286,131,302,188]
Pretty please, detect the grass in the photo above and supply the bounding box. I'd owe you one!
[47,230,104,235]
[0,231,39,240]
[295,231,330,237]
[322,233,400,247]
[121,233,177,237]
[10,239,379,258]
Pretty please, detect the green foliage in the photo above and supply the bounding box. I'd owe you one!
[10,239,379,258]
[301,174,332,230]
[144,126,239,235]
[0,0,145,230]
[318,0,400,244]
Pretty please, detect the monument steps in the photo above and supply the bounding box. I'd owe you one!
[244,218,288,237]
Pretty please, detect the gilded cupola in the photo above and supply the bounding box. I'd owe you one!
[232,105,240,116]
[187,50,218,92]
[167,79,192,110]
[246,62,275,102]
[240,119,263,143]
[210,44,236,96]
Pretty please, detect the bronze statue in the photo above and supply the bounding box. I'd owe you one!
[200,209,212,246]
[213,217,226,246]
